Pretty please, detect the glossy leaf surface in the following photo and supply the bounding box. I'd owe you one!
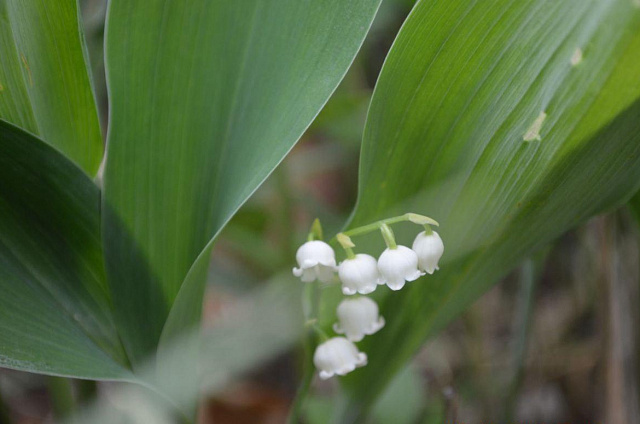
[343,0,640,415]
[103,0,382,363]
[0,119,129,379]
[0,0,103,175]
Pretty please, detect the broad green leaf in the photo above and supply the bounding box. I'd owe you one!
[103,0,382,363]
[342,0,640,416]
[0,0,103,175]
[0,119,130,379]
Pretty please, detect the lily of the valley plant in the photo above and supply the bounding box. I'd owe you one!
[292,213,444,379]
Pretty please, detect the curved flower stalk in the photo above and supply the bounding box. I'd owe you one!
[333,297,385,342]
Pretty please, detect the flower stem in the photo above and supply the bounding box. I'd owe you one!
[339,213,438,239]
[288,281,322,423]
[47,377,75,420]
[337,233,356,259]
[308,321,330,341]
[380,223,397,249]
[288,353,314,424]
[344,246,356,259]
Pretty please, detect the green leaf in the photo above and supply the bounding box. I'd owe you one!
[103,0,382,364]
[0,119,130,379]
[0,0,103,175]
[343,0,640,416]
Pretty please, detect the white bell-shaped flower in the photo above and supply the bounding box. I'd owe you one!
[333,297,385,342]
[313,337,367,380]
[338,254,383,295]
[412,230,444,274]
[292,240,337,283]
[377,245,424,291]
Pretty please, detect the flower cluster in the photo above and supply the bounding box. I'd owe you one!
[292,213,444,379]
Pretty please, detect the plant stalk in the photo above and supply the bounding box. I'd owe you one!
[76,379,98,405]
[288,281,321,423]
[0,386,11,424]
[47,377,76,420]
[339,213,437,239]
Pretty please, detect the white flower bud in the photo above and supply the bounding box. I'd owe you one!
[338,254,383,295]
[333,297,385,342]
[292,240,337,283]
[377,245,423,291]
[412,230,444,274]
[313,337,367,379]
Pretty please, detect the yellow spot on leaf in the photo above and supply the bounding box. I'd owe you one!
[0,82,3,92]
[21,54,33,86]
[570,48,583,66]
[523,111,547,141]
